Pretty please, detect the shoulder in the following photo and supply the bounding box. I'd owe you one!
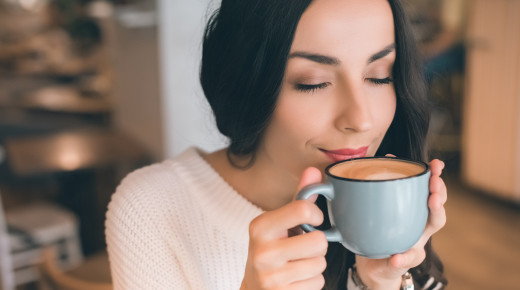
[105,148,209,289]
[111,156,182,207]
[106,147,205,228]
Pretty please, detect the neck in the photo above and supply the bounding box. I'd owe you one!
[203,148,299,211]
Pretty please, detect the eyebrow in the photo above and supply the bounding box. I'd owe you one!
[288,43,396,66]
[367,43,395,64]
[288,51,340,65]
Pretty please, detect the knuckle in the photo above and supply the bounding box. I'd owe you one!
[440,180,448,202]
[413,249,427,267]
[262,271,283,290]
[258,273,274,289]
[249,217,263,239]
[440,212,447,227]
[294,200,314,221]
[319,274,326,287]
[294,201,323,226]
[418,248,427,262]
[252,245,274,270]
[259,279,271,289]
[433,210,447,229]
[314,275,326,289]
[439,177,446,187]
[310,231,328,252]
[317,256,327,272]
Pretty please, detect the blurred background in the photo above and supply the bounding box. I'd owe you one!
[0,0,518,289]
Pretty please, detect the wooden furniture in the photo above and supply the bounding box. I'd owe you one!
[0,198,83,289]
[3,128,150,255]
[20,86,111,115]
[4,128,147,177]
[463,0,520,202]
[39,247,112,290]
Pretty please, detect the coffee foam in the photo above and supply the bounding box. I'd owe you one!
[329,158,425,180]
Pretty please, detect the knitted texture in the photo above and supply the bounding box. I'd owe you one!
[105,147,263,289]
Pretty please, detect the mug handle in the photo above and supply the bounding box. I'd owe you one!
[296,183,342,242]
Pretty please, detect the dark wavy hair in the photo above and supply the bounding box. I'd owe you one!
[201,0,312,163]
[200,0,446,288]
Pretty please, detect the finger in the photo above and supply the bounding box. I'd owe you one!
[416,201,447,246]
[427,195,447,233]
[390,246,426,269]
[385,153,396,157]
[295,167,322,203]
[404,182,448,252]
[266,231,328,263]
[429,159,445,177]
[250,200,324,242]
[268,256,327,287]
[429,175,448,205]
[284,275,325,290]
[297,167,322,191]
[356,255,404,281]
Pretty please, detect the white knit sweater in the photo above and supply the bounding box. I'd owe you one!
[105,147,263,289]
[106,147,444,290]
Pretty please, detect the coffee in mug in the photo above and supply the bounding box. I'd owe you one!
[329,158,425,180]
[297,157,430,258]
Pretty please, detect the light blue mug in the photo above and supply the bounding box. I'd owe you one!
[297,157,430,258]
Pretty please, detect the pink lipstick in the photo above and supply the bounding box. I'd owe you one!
[320,146,368,162]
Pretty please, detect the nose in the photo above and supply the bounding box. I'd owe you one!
[334,86,373,133]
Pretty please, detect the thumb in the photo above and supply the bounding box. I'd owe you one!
[297,167,322,191]
[295,167,322,202]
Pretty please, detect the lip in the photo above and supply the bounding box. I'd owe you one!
[319,146,369,162]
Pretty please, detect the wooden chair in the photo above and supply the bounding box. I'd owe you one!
[39,247,112,290]
[0,147,84,288]
[4,202,83,286]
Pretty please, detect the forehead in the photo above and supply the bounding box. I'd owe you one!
[291,0,395,62]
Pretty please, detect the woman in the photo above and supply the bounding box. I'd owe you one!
[106,0,448,289]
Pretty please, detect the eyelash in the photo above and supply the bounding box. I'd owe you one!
[294,77,393,93]
[367,77,393,85]
[295,82,330,93]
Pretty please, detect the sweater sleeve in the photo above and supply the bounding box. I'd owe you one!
[105,174,190,290]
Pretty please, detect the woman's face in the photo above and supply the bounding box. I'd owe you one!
[258,0,397,176]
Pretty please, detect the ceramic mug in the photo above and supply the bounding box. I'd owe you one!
[297,157,430,258]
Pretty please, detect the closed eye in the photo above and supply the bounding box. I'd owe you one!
[367,77,393,85]
[295,82,330,93]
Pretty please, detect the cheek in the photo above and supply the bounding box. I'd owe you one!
[372,88,396,126]
[269,95,322,146]
[261,89,332,166]
[259,97,322,174]
[366,91,396,156]
[383,97,396,126]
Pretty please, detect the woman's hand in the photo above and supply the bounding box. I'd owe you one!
[240,167,328,290]
[355,158,447,290]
